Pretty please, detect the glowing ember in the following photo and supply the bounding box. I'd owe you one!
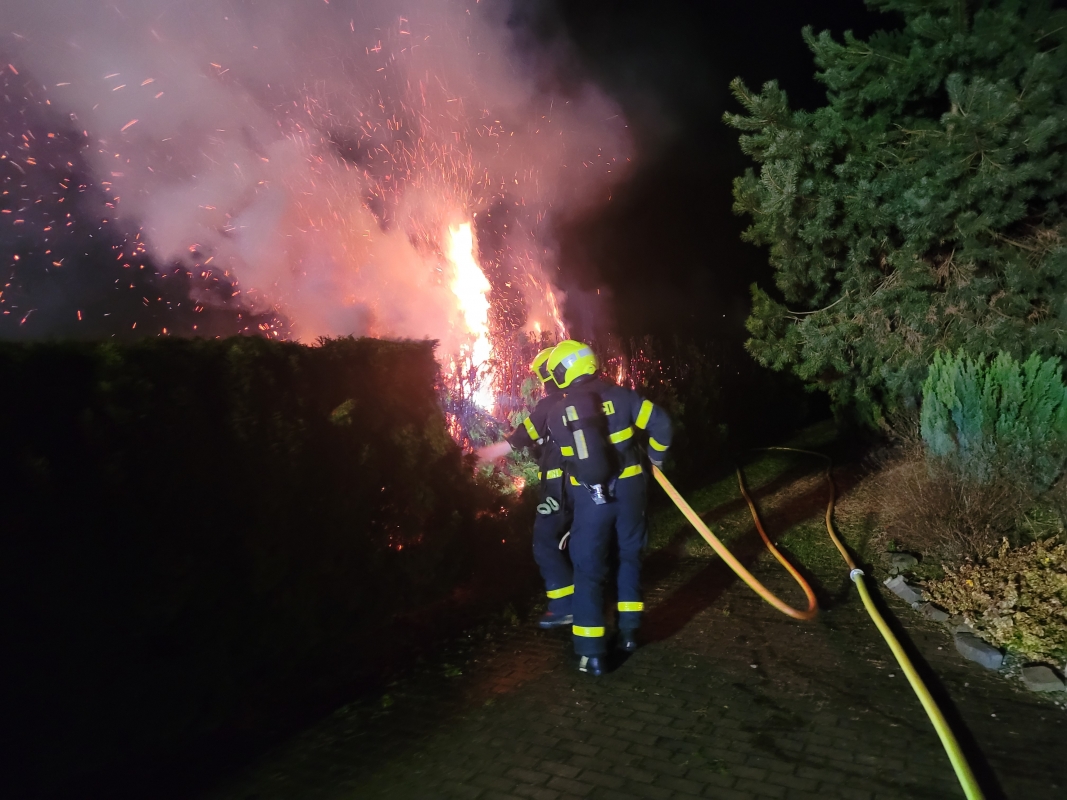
[1,2,628,390]
[446,222,494,409]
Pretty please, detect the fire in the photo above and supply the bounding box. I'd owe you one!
[1,7,610,398]
[446,222,494,409]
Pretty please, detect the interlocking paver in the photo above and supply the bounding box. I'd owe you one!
[735,776,785,797]
[653,773,706,795]
[617,782,673,800]
[576,769,626,790]
[506,767,551,785]
[545,775,596,796]
[702,786,756,800]
[206,466,1067,800]
[541,761,584,780]
[514,787,560,800]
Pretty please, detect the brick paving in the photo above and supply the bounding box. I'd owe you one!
[208,474,1067,800]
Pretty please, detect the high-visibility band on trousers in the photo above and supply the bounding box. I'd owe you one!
[617,601,645,612]
[560,445,575,456]
[544,468,563,480]
[649,437,668,452]
[609,426,634,444]
[573,625,605,638]
[546,584,574,599]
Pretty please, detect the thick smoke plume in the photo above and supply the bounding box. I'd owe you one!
[2,0,630,346]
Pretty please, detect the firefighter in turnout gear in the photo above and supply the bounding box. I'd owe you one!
[545,340,672,676]
[476,348,575,628]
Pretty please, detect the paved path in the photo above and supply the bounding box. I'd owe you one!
[208,466,1066,800]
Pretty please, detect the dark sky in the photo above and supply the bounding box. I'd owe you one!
[524,0,886,343]
[1,0,889,345]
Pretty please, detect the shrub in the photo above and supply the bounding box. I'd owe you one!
[921,350,1067,493]
[877,443,1034,565]
[0,336,536,793]
[924,538,1067,665]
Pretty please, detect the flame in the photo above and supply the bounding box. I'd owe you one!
[446,222,494,409]
[544,287,567,339]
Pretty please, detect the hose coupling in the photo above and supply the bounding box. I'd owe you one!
[849,568,865,583]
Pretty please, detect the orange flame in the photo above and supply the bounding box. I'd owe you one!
[446,222,494,409]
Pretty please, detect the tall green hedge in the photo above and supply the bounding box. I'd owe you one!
[0,336,533,794]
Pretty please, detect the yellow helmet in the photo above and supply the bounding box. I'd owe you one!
[548,340,598,389]
[529,347,555,385]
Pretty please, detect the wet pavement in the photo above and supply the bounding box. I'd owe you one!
[207,465,1067,800]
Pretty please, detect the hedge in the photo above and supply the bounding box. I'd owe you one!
[0,336,534,795]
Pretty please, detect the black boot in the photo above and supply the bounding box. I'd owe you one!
[618,629,639,653]
[577,655,606,676]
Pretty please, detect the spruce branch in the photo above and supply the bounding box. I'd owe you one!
[784,290,850,321]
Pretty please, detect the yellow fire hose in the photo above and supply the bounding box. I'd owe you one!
[651,449,984,800]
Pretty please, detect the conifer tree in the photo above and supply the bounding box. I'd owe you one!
[920,349,1067,490]
[726,0,1067,423]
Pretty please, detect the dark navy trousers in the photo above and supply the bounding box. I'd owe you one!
[569,473,648,656]
[532,484,574,614]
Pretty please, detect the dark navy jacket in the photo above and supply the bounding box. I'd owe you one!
[548,376,672,486]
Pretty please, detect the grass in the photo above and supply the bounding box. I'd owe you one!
[645,419,888,600]
[644,450,797,555]
[648,421,843,550]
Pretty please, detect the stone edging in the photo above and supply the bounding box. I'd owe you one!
[882,573,1067,697]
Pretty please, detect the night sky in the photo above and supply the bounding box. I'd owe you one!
[0,0,888,346]
[524,0,885,344]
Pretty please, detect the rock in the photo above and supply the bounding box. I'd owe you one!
[954,632,1004,670]
[1021,665,1065,693]
[883,574,924,605]
[920,603,950,623]
[948,616,976,635]
[888,552,919,572]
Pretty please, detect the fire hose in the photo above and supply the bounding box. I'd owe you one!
[651,449,984,800]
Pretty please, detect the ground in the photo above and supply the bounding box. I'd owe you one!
[206,434,1067,800]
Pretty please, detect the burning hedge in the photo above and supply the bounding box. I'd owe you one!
[0,335,535,794]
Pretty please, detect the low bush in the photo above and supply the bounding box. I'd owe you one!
[878,350,1067,566]
[0,336,535,794]
[876,443,1036,566]
[921,350,1067,493]
[924,538,1067,665]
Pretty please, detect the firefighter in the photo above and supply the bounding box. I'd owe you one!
[545,340,672,676]
[476,348,575,628]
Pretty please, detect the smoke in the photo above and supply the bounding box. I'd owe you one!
[1,0,631,347]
